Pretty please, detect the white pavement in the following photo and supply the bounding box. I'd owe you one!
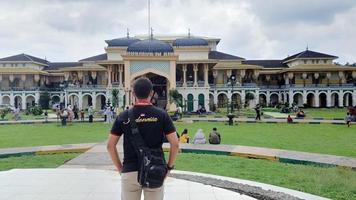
[0,168,256,200]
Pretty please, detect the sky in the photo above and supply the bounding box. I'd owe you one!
[0,0,355,64]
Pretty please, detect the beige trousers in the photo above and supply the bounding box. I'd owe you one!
[121,171,164,200]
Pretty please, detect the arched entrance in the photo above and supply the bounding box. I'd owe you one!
[14,96,22,109]
[232,93,242,109]
[51,96,61,104]
[187,94,194,112]
[2,96,10,105]
[217,93,228,108]
[319,93,327,108]
[259,94,267,106]
[293,93,303,107]
[68,94,79,108]
[138,73,168,109]
[343,92,353,107]
[82,94,93,109]
[26,96,35,108]
[331,93,339,107]
[270,93,279,106]
[96,94,106,110]
[307,93,315,107]
[198,94,205,108]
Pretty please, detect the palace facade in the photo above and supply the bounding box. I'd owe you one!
[1,34,355,112]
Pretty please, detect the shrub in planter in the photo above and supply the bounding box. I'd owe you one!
[27,106,43,116]
[0,108,11,120]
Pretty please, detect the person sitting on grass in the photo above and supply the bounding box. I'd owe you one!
[296,109,305,118]
[209,127,221,145]
[345,112,352,128]
[179,129,189,143]
[193,129,206,144]
[287,115,293,123]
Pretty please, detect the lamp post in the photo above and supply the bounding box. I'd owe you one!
[229,74,236,113]
[226,74,236,126]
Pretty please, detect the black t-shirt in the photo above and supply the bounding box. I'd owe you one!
[111,105,176,173]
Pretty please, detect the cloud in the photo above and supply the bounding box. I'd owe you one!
[0,0,355,64]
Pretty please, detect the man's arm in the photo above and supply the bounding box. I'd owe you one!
[107,134,123,173]
[166,132,179,169]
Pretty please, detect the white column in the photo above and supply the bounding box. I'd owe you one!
[78,91,83,110]
[107,65,112,87]
[10,93,14,107]
[266,91,270,105]
[303,91,307,105]
[278,93,282,103]
[193,64,198,87]
[204,64,209,87]
[241,90,246,105]
[119,65,123,87]
[21,93,26,110]
[255,90,260,106]
[92,92,97,110]
[182,64,187,87]
[326,92,331,107]
[288,91,293,106]
[315,93,320,107]
[193,94,198,111]
[353,90,356,106]
[213,91,218,106]
[338,92,343,107]
[0,94,2,105]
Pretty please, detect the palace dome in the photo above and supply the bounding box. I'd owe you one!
[105,37,141,47]
[173,37,208,47]
[127,39,174,54]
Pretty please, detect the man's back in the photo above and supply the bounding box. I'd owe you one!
[111,105,175,173]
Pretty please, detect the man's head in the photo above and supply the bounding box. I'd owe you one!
[213,127,217,131]
[133,77,153,99]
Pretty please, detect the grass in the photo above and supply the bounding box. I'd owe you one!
[0,123,111,148]
[175,122,356,157]
[1,122,355,157]
[0,153,80,171]
[172,153,356,200]
[302,108,348,119]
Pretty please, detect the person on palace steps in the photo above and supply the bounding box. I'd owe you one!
[107,77,179,200]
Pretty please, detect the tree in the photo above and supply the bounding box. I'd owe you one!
[169,89,182,106]
[111,88,119,107]
[39,92,50,109]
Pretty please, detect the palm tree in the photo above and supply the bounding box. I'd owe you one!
[111,88,119,107]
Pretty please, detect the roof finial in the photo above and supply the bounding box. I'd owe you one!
[188,28,191,37]
[306,43,309,51]
[150,27,153,39]
[126,28,130,38]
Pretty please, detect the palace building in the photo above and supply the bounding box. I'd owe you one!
[0,34,355,112]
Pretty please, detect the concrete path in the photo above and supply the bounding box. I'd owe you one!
[0,143,96,158]
[0,168,257,200]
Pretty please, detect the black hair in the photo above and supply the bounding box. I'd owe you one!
[213,127,217,131]
[133,77,153,99]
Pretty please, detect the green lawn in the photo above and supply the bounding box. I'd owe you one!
[1,122,355,157]
[0,123,111,148]
[172,153,356,200]
[302,108,348,119]
[0,153,80,171]
[175,122,356,157]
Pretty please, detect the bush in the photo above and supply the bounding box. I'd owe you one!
[27,106,43,116]
[0,108,11,120]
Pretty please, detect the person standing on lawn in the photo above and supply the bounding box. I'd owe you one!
[107,77,179,200]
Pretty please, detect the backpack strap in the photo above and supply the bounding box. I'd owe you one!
[127,108,148,153]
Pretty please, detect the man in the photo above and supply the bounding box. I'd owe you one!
[88,106,94,123]
[255,104,261,121]
[107,77,179,200]
[209,127,221,144]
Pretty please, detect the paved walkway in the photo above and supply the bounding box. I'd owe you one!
[0,168,257,200]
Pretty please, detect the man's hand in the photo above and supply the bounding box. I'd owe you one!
[107,134,123,174]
